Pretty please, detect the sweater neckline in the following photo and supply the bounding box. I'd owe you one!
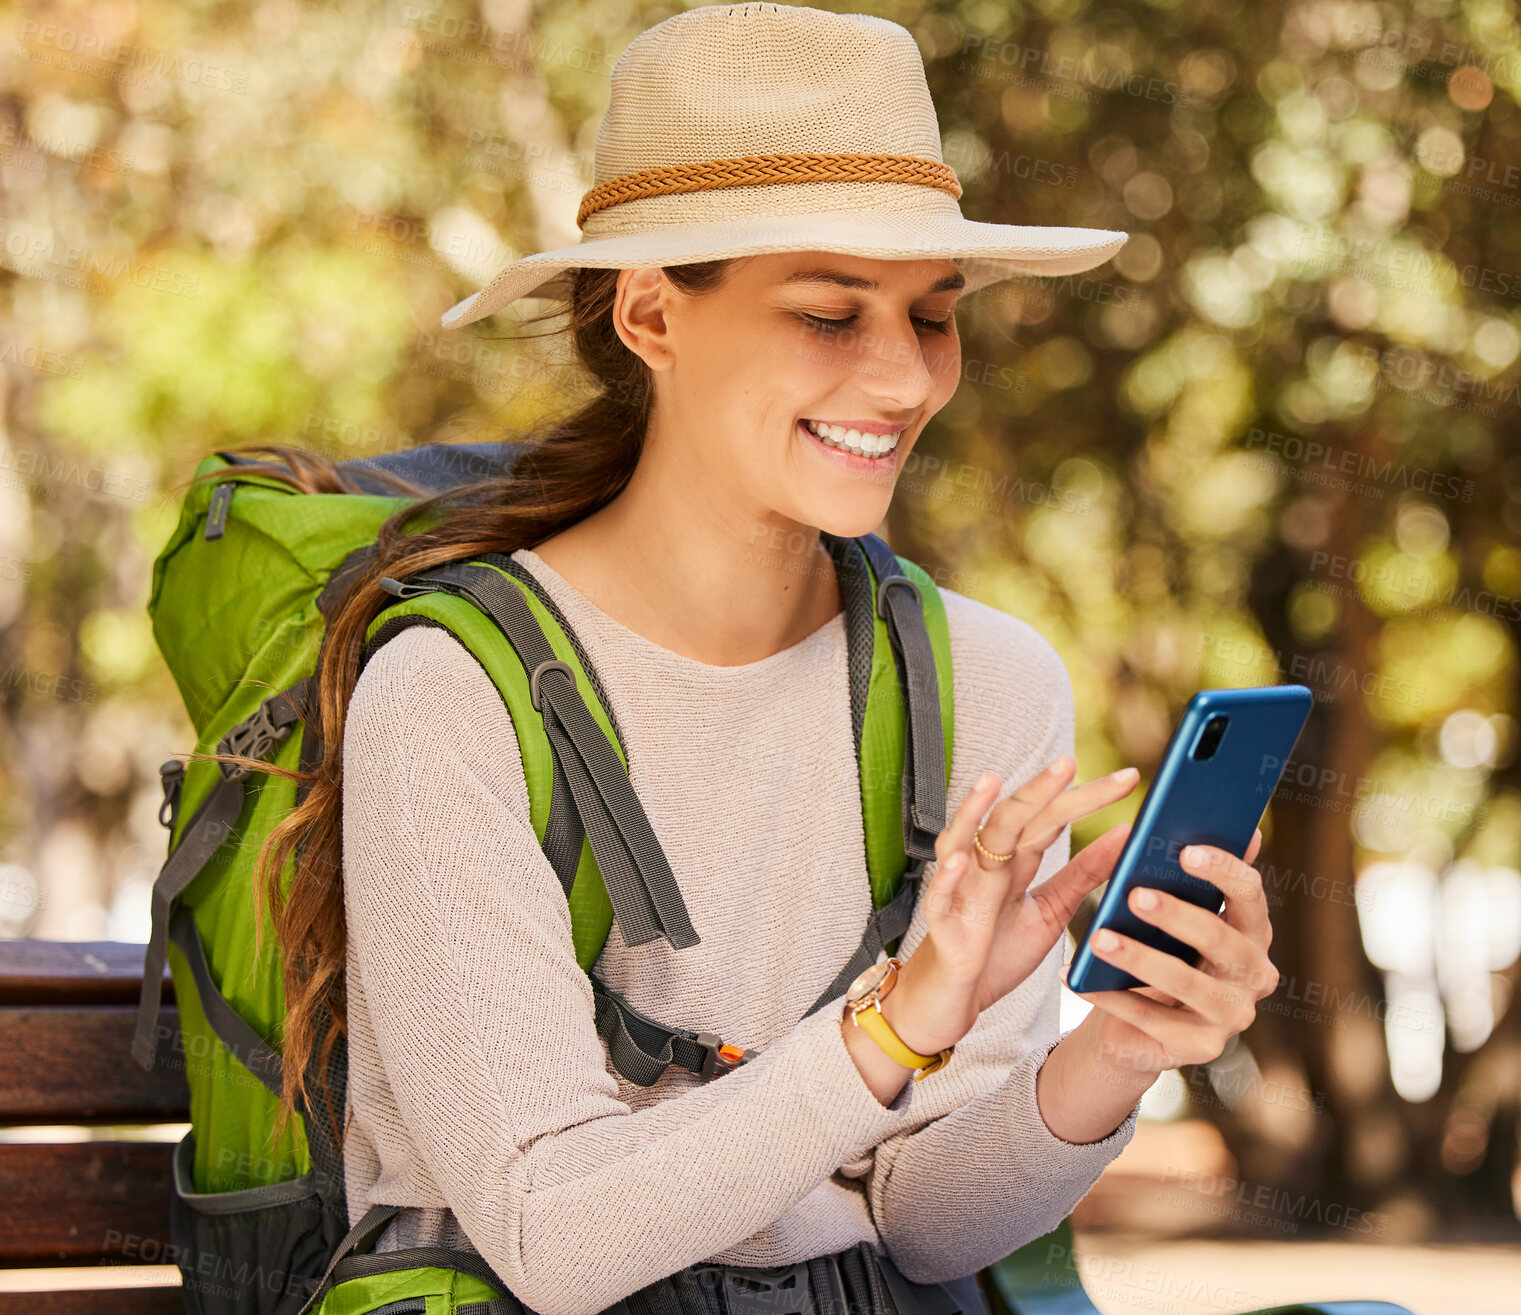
[511,547,846,677]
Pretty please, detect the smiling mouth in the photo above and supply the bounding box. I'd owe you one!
[801,418,904,460]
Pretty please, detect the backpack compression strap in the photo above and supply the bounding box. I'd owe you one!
[131,678,312,1078]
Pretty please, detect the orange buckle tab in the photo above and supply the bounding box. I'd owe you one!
[695,1032,749,1080]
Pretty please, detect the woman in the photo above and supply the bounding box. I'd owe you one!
[262,7,1279,1315]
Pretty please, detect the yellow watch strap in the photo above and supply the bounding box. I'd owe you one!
[852,1005,953,1079]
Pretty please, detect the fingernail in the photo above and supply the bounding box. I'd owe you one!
[1110,767,1138,784]
[1181,846,1201,866]
[977,771,994,789]
[1095,930,1119,952]
[1133,888,1159,911]
[946,852,966,873]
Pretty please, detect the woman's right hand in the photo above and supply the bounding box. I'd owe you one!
[883,756,1140,1057]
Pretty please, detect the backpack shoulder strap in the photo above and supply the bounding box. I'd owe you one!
[802,532,954,1014]
[360,556,699,969]
[361,540,954,1086]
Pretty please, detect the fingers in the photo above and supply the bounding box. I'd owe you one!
[977,761,1139,864]
[1029,823,1133,932]
[1244,828,1263,865]
[1072,979,1249,1069]
[1082,927,1263,1036]
[1124,886,1275,995]
[1178,844,1272,944]
[933,758,1075,887]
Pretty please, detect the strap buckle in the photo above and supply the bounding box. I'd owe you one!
[694,1031,750,1080]
[217,697,296,780]
[718,1262,814,1315]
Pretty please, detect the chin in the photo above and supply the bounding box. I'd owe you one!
[810,496,897,542]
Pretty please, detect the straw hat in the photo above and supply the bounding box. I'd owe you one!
[441,1,1128,330]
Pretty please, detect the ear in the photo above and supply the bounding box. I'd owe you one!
[613,267,677,371]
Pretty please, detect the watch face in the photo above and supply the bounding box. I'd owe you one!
[846,958,893,1004]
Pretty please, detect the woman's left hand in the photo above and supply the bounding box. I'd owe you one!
[1060,828,1279,1075]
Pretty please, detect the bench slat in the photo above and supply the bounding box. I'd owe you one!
[0,942,173,1008]
[0,1287,183,1314]
[0,1286,183,1315]
[0,1142,173,1264]
[0,1007,191,1123]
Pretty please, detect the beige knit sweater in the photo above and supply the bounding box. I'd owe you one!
[339,545,1139,1315]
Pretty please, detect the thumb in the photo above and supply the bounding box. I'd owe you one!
[1032,823,1133,926]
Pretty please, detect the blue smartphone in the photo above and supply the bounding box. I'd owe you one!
[1065,684,1314,994]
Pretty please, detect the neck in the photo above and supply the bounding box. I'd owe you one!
[529,439,843,668]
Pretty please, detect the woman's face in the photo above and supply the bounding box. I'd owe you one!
[615,251,965,541]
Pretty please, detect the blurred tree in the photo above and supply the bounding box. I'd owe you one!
[1,0,1518,1239]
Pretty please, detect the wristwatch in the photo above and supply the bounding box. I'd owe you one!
[844,957,954,1081]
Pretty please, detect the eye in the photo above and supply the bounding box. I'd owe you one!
[796,312,953,337]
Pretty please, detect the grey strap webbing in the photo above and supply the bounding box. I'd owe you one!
[381,560,700,954]
[297,1200,519,1315]
[360,609,586,899]
[856,535,947,861]
[131,678,311,1072]
[296,1202,403,1315]
[167,905,284,1095]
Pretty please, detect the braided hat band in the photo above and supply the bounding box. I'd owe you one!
[576,153,963,228]
[441,3,1128,331]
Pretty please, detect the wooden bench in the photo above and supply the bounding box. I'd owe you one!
[0,940,184,1314]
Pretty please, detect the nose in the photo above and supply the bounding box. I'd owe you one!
[848,314,944,413]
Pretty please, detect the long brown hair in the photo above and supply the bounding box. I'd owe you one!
[179,260,740,1141]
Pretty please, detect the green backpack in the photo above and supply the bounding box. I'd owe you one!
[133,440,961,1315]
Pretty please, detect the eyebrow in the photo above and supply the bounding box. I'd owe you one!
[778,266,966,296]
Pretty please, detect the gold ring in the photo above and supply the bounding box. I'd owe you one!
[973,828,1015,865]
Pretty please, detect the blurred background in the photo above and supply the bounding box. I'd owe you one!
[1,0,1520,1308]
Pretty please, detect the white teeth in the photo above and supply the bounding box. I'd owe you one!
[803,419,902,458]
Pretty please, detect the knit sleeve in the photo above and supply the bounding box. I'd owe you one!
[856,595,1141,1282]
[340,624,920,1315]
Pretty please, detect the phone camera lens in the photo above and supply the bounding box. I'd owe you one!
[1192,714,1229,761]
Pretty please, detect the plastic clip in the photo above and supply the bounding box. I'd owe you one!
[721,1263,813,1315]
[218,698,296,780]
[695,1032,749,1080]
[158,759,185,829]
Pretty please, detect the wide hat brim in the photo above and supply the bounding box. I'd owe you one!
[441,210,1127,330]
